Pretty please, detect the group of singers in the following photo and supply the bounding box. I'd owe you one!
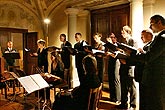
[3,14,165,110]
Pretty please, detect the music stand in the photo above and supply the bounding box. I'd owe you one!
[3,52,21,59]
[3,52,21,70]
[17,74,50,110]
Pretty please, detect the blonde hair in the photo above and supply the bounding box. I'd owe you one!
[123,25,132,35]
[93,32,102,38]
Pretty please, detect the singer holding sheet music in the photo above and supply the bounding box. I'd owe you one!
[106,33,121,103]
[93,32,105,83]
[59,34,72,87]
[30,39,48,73]
[132,15,165,110]
[4,41,17,71]
[117,26,137,109]
[30,39,49,100]
[74,32,88,84]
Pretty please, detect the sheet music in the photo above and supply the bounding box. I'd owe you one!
[18,74,49,94]
[30,74,49,89]
[120,43,137,51]
[18,76,39,93]
[92,49,105,54]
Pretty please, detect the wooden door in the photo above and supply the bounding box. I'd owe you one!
[23,32,38,75]
[91,3,130,43]
[91,11,110,44]
[109,5,130,43]
[91,3,130,83]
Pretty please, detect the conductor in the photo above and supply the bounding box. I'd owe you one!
[3,41,17,71]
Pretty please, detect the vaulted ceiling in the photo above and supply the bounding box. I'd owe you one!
[3,0,128,20]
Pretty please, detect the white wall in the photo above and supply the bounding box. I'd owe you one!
[143,0,165,29]
[153,0,165,16]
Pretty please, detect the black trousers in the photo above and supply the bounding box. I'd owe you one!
[76,67,85,85]
[119,65,136,105]
[108,67,121,101]
[96,56,104,83]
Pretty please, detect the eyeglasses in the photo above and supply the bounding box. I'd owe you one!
[110,37,116,39]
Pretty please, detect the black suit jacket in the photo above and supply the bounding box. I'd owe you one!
[61,41,72,69]
[74,40,88,68]
[130,30,165,110]
[4,48,17,66]
[37,48,48,72]
[120,37,136,77]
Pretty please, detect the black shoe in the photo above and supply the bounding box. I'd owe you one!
[116,104,128,109]
[109,99,120,104]
[109,98,117,102]
[130,104,136,108]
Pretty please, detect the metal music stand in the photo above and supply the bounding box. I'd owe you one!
[17,74,50,110]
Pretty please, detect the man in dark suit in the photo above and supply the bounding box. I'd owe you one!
[138,15,165,110]
[134,29,153,83]
[4,41,17,71]
[106,33,121,103]
[133,29,153,110]
[59,34,72,87]
[74,32,88,84]
[117,26,137,109]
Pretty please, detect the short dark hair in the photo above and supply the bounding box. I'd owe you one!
[60,34,66,38]
[60,34,66,40]
[141,29,153,37]
[75,32,82,36]
[150,15,165,25]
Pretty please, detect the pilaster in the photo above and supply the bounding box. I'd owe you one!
[129,0,143,47]
[65,8,80,88]
[143,0,156,29]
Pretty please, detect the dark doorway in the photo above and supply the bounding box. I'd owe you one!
[23,32,38,75]
[0,27,28,72]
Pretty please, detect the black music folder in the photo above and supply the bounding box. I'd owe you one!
[117,42,137,55]
[3,52,20,59]
[114,51,128,59]
[47,46,60,51]
[104,42,119,52]
[64,46,77,55]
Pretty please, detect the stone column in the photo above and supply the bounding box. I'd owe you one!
[143,0,155,29]
[65,8,79,43]
[78,10,90,42]
[65,8,80,88]
[129,0,143,108]
[129,0,143,47]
